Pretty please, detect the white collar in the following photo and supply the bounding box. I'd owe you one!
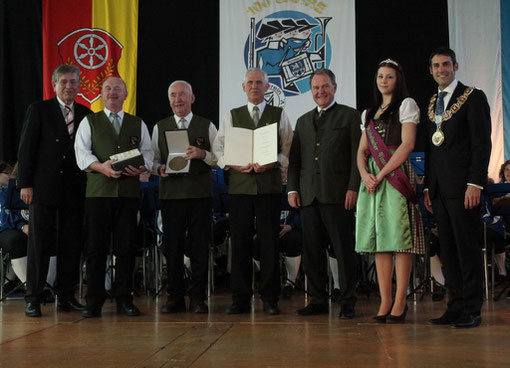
[316,100,336,113]
[247,101,266,114]
[174,111,193,125]
[104,107,125,120]
[437,79,458,95]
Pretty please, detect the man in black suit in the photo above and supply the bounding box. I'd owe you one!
[287,68,361,318]
[18,64,92,317]
[424,47,491,328]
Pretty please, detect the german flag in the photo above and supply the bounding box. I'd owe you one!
[42,0,138,113]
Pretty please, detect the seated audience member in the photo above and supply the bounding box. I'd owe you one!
[0,162,56,298]
[489,161,510,284]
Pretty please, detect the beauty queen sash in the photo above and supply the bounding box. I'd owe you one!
[366,119,417,203]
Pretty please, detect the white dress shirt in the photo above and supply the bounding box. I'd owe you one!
[213,101,293,170]
[151,111,218,173]
[74,107,154,172]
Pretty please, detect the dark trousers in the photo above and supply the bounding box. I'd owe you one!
[161,198,211,303]
[25,202,83,303]
[229,194,281,304]
[300,201,356,306]
[432,194,483,315]
[84,197,139,308]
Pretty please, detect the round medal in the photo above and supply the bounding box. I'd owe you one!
[432,130,445,146]
[169,156,187,171]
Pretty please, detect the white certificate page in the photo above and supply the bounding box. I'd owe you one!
[223,126,253,166]
[253,123,277,166]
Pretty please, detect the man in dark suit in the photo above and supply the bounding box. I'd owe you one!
[287,68,361,318]
[424,47,491,328]
[18,64,92,317]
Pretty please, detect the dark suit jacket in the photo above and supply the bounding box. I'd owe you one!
[424,82,491,198]
[287,103,361,207]
[17,97,92,207]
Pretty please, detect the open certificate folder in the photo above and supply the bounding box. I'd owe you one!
[224,123,278,166]
[164,129,190,174]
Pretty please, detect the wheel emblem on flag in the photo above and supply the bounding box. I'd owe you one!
[58,28,124,104]
[74,34,109,70]
[244,11,332,108]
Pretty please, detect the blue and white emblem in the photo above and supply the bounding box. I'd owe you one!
[244,11,332,108]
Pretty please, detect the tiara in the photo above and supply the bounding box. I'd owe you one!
[379,58,399,67]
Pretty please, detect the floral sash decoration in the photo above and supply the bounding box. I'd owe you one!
[366,119,417,203]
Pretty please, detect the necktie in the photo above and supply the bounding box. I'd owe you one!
[65,105,74,136]
[252,106,260,127]
[111,112,121,135]
[178,118,186,129]
[318,109,324,117]
[435,91,448,115]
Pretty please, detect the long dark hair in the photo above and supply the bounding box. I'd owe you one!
[365,59,409,127]
[499,160,510,183]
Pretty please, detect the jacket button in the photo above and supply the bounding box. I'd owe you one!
[60,170,63,174]
[63,155,66,159]
[56,139,60,142]
[315,157,319,161]
[316,143,320,147]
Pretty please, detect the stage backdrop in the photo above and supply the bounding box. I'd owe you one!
[220,0,356,128]
[42,0,139,113]
[448,0,504,180]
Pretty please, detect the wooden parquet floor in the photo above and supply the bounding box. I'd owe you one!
[1,292,509,367]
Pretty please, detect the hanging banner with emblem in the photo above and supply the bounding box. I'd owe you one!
[220,0,356,128]
[42,0,139,114]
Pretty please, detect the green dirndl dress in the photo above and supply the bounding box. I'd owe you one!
[355,147,425,254]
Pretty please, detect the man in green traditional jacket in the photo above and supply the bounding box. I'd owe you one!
[288,68,361,318]
[213,68,293,315]
[151,80,217,314]
[75,77,154,318]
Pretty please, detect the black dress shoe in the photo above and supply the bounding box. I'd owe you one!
[161,299,186,314]
[282,285,293,300]
[81,307,101,318]
[386,304,408,324]
[331,289,341,303]
[117,302,141,316]
[226,303,251,314]
[25,302,42,317]
[42,289,55,304]
[451,314,481,329]
[339,304,355,319]
[190,301,209,314]
[296,303,329,316]
[263,302,280,315]
[57,297,85,312]
[428,310,461,325]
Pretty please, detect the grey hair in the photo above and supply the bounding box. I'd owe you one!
[309,68,337,87]
[243,68,269,84]
[52,64,80,84]
[168,80,193,95]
